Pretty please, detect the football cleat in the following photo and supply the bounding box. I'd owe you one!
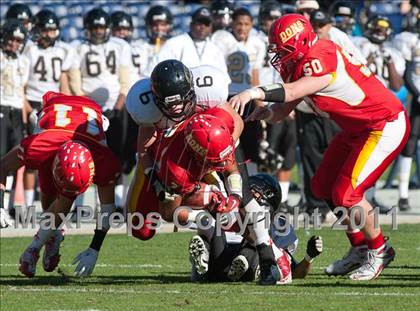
[398,198,411,212]
[42,230,64,272]
[349,243,395,281]
[1,208,13,228]
[325,245,368,276]
[228,255,249,281]
[188,235,210,275]
[19,247,40,278]
[257,244,281,285]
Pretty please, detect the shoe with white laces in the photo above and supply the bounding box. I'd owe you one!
[228,255,249,281]
[325,245,368,276]
[43,230,64,272]
[19,247,40,278]
[349,243,395,281]
[188,235,209,275]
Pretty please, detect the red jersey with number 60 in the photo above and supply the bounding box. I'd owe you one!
[292,40,404,132]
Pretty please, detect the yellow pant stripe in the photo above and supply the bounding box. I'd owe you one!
[127,162,146,213]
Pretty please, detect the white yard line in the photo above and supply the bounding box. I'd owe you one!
[3,286,420,297]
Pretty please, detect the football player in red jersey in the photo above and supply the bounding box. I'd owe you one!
[229,14,410,281]
[0,91,121,278]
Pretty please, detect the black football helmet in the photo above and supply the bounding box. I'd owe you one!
[258,0,282,34]
[249,173,282,214]
[83,8,111,44]
[211,0,234,31]
[5,3,32,30]
[110,11,133,42]
[145,5,173,42]
[32,10,60,47]
[0,19,28,57]
[330,1,355,34]
[365,15,392,44]
[150,59,196,122]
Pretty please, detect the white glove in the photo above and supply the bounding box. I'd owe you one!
[0,208,12,228]
[72,247,99,277]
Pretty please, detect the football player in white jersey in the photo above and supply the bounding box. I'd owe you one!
[23,9,76,208]
[154,7,228,76]
[0,20,30,228]
[129,6,173,81]
[210,0,234,32]
[125,59,287,285]
[255,1,297,211]
[212,7,266,174]
[393,17,420,211]
[69,8,132,210]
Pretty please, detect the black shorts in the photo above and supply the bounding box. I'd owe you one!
[0,106,24,157]
[267,119,297,170]
[27,100,42,135]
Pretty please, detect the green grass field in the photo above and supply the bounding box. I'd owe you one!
[1,225,420,311]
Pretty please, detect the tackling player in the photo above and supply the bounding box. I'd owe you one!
[0,92,121,278]
[125,60,287,285]
[230,14,409,281]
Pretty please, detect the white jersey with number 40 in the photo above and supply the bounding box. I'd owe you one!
[125,64,230,128]
[24,41,76,102]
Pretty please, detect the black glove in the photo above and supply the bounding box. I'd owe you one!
[306,235,323,261]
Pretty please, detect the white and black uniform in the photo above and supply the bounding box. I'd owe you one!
[129,38,162,83]
[126,64,230,128]
[71,36,132,111]
[0,50,30,156]
[393,31,420,157]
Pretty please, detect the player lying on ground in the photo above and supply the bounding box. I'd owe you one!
[0,92,121,278]
[189,173,323,284]
[229,14,409,281]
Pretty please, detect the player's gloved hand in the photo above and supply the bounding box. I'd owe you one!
[28,108,38,129]
[145,168,177,203]
[72,247,99,277]
[305,235,323,263]
[203,186,225,212]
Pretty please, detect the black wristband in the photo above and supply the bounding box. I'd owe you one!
[259,83,286,103]
[0,188,4,210]
[89,229,107,251]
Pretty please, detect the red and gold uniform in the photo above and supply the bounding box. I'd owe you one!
[127,107,234,240]
[18,91,121,198]
[291,40,409,207]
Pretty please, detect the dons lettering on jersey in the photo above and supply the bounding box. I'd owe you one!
[280,20,304,44]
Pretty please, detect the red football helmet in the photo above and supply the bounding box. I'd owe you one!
[52,141,95,197]
[268,13,317,78]
[185,113,234,171]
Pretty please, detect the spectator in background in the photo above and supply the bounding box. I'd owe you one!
[23,9,76,209]
[69,8,132,211]
[210,0,234,32]
[295,0,320,19]
[0,20,30,227]
[154,7,228,75]
[330,1,356,35]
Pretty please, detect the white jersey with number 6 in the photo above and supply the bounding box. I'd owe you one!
[125,64,230,128]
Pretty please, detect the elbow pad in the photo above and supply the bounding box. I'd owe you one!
[259,83,285,103]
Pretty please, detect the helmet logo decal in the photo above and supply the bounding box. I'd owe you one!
[280,20,304,43]
[185,133,207,157]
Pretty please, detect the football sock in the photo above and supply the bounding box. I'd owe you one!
[366,231,385,250]
[346,229,366,247]
[115,184,124,208]
[399,156,412,199]
[24,190,35,207]
[278,181,290,203]
[29,228,57,250]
